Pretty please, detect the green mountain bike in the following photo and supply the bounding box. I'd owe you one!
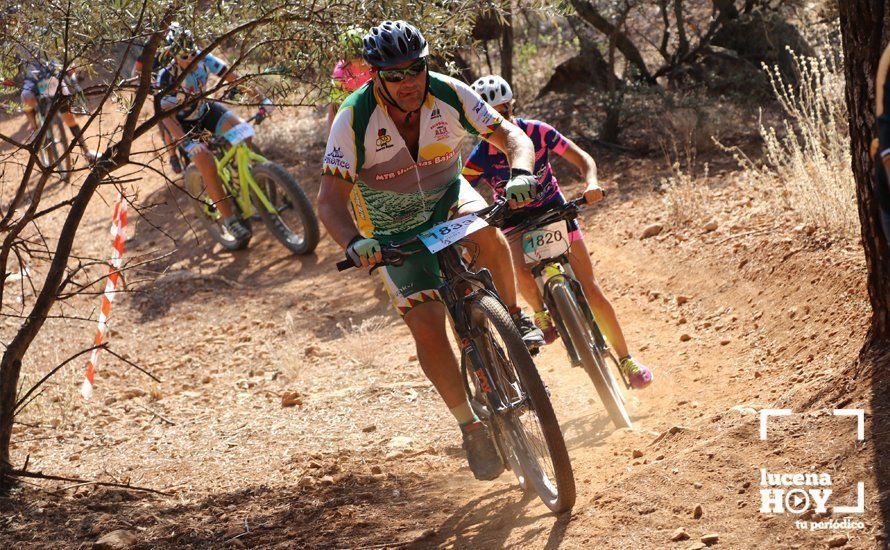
[180,111,319,254]
[502,197,632,429]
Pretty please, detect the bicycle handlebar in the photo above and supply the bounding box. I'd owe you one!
[336,198,511,272]
[499,193,599,239]
[335,191,603,272]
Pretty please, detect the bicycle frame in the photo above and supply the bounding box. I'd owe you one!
[212,141,276,218]
[503,199,612,368]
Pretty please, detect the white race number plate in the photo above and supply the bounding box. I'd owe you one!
[222,122,255,145]
[418,214,489,254]
[522,221,570,263]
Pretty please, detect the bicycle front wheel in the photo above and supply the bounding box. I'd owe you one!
[549,279,631,429]
[468,294,576,513]
[251,162,319,255]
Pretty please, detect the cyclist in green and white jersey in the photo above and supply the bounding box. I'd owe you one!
[318,21,544,482]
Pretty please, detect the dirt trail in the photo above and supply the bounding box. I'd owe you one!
[0,108,880,549]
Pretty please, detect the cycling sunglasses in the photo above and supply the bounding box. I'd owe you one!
[378,58,427,83]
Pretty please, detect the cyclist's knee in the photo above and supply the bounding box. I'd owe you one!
[21,90,37,108]
[404,302,448,344]
[184,142,211,161]
[217,111,242,133]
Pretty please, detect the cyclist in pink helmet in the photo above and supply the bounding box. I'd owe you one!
[327,27,373,128]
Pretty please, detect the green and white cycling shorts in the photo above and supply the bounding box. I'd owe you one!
[377,179,487,317]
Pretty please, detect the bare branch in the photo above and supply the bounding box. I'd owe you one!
[9,468,171,496]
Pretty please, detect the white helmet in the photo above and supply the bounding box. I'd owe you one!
[471,75,513,106]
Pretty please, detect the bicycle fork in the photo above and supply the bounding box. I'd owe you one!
[536,259,607,366]
[451,300,522,420]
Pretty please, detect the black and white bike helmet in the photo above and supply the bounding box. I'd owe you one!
[362,20,429,67]
[471,75,513,106]
[165,22,196,56]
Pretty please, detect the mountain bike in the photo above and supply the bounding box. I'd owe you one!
[337,200,576,513]
[180,110,319,254]
[501,197,632,429]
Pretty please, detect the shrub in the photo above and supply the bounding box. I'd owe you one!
[724,47,855,236]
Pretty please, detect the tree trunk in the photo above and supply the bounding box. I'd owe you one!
[0,33,157,490]
[600,21,624,143]
[500,4,513,88]
[838,1,890,347]
[0,165,112,489]
[569,0,653,82]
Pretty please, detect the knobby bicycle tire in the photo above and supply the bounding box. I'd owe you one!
[549,280,631,429]
[251,162,319,255]
[469,293,576,513]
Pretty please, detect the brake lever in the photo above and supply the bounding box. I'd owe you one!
[485,198,510,228]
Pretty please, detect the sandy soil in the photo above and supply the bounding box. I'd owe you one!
[0,104,884,549]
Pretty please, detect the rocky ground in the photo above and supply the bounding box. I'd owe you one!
[0,102,885,549]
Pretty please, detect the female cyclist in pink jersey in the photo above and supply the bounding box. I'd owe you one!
[462,75,653,389]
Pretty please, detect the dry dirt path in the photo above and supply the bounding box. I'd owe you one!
[0,109,877,549]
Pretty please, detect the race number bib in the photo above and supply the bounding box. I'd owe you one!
[522,221,570,264]
[418,214,489,254]
[222,122,255,145]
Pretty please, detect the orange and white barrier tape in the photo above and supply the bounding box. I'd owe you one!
[81,193,128,399]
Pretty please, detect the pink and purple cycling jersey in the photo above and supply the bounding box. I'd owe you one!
[462,118,569,208]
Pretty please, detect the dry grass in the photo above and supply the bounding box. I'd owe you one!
[334,315,397,370]
[660,159,710,226]
[658,115,711,226]
[724,48,856,236]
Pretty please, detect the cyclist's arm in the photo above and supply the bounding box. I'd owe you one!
[159,102,187,143]
[878,44,890,117]
[559,137,599,189]
[318,174,359,248]
[483,119,534,174]
[156,69,187,141]
[222,70,266,103]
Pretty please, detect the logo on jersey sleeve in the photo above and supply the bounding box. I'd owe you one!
[430,106,442,119]
[324,146,351,170]
[472,100,496,128]
[376,128,394,151]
